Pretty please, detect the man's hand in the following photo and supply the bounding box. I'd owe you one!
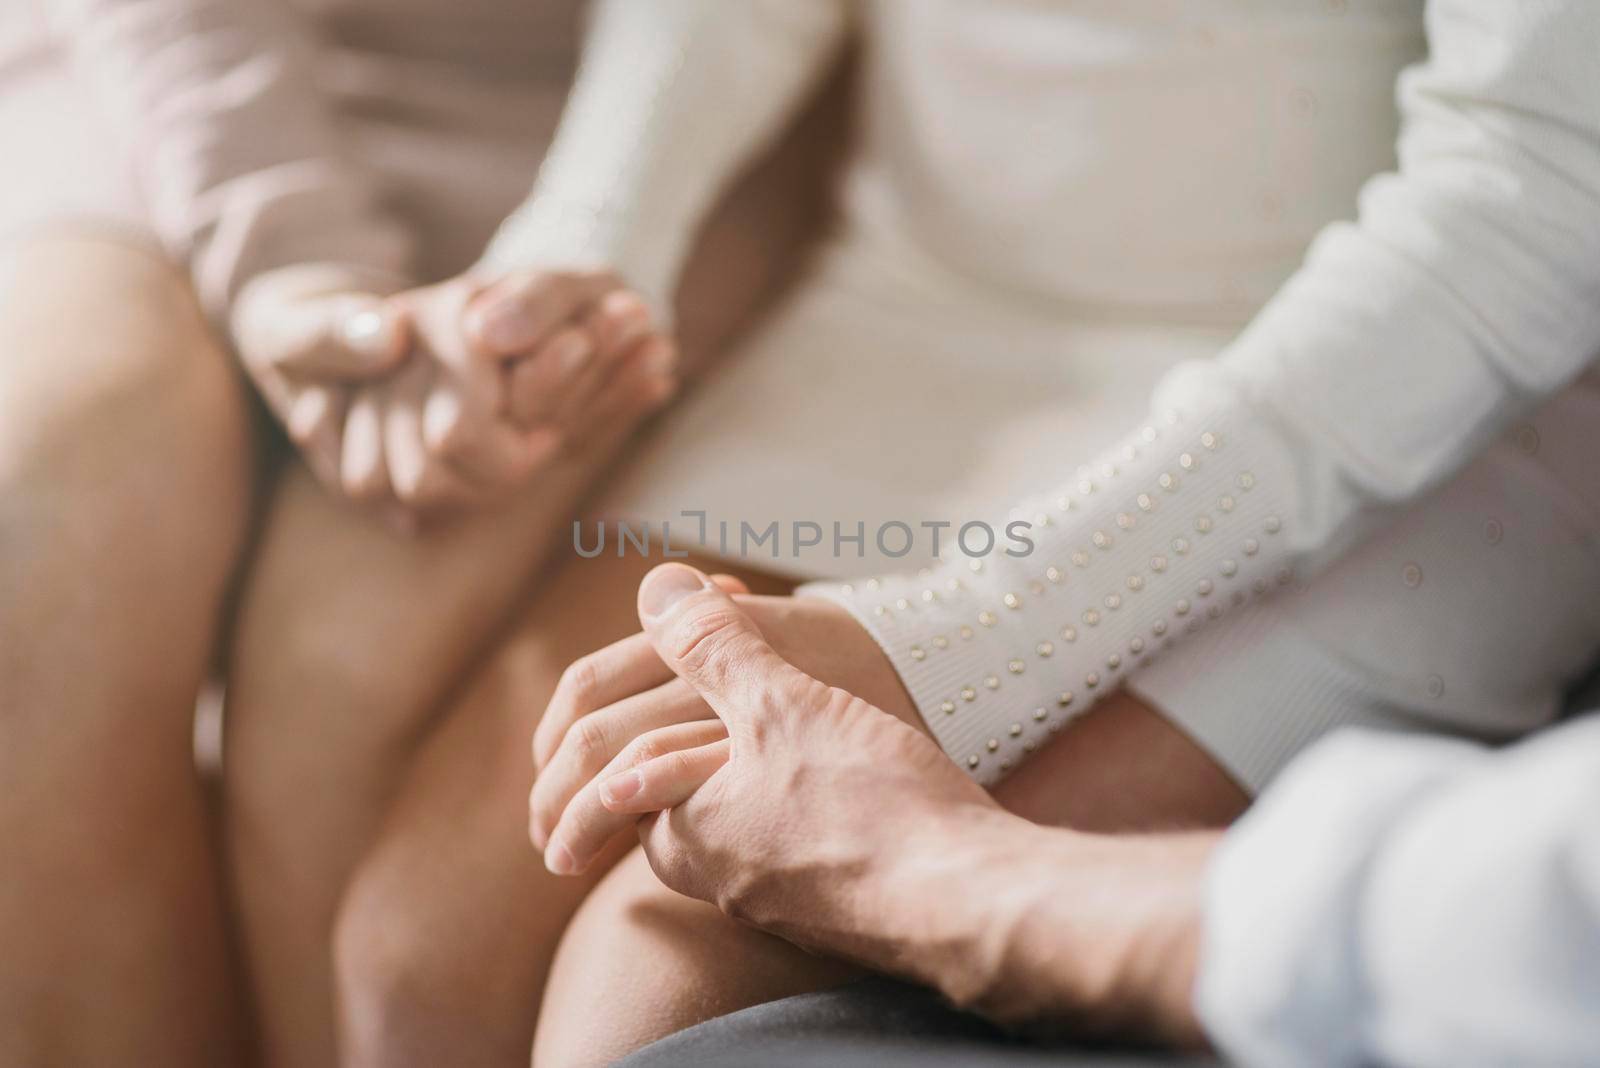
[528,587,925,860]
[537,563,1217,1047]
[535,562,992,906]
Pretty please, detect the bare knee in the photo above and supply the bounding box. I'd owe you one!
[536,849,857,1067]
[332,859,515,1068]
[0,229,252,575]
[331,875,429,1068]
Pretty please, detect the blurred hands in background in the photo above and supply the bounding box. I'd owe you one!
[232,263,677,530]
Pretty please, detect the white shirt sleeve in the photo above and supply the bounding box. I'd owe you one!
[801,0,1600,784]
[478,0,852,318]
[1195,714,1600,1067]
[53,0,417,319]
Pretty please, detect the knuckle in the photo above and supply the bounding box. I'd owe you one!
[569,715,610,767]
[622,735,665,768]
[662,749,694,781]
[665,607,746,671]
[557,658,602,709]
[654,841,686,881]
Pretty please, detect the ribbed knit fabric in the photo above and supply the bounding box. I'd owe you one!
[69,0,1600,789]
[1129,600,1411,794]
[803,0,1600,784]
[803,393,1302,785]
[475,0,1600,786]
[478,0,849,319]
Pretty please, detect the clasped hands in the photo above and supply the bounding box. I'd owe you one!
[528,564,1214,1044]
[233,263,677,526]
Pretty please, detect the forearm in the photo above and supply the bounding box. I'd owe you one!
[479,0,850,318]
[862,808,1216,1046]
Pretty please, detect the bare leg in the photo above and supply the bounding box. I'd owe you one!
[532,690,1246,1067]
[223,69,845,1065]
[224,444,650,1068]
[223,250,806,1066]
[0,232,252,1065]
[330,551,792,1068]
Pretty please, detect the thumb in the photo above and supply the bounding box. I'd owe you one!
[276,298,409,381]
[637,564,816,730]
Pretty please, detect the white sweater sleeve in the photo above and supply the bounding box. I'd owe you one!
[802,0,1600,784]
[477,0,852,317]
[1195,716,1600,1067]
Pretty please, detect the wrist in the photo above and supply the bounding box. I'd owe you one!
[884,811,1216,1047]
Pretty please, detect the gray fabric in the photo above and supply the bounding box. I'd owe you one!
[615,977,1220,1068]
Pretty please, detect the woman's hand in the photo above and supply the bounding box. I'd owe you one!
[465,269,678,444]
[340,267,677,517]
[231,263,411,493]
[234,264,677,521]
[528,584,927,867]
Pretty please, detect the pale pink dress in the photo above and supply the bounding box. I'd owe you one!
[2,0,582,304]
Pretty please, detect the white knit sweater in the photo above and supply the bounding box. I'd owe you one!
[485,0,1600,784]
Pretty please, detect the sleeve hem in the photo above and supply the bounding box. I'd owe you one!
[801,395,1303,786]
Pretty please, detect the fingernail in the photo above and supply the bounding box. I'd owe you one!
[544,841,574,876]
[549,332,592,375]
[600,770,642,807]
[343,309,395,357]
[423,388,462,451]
[638,564,708,622]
